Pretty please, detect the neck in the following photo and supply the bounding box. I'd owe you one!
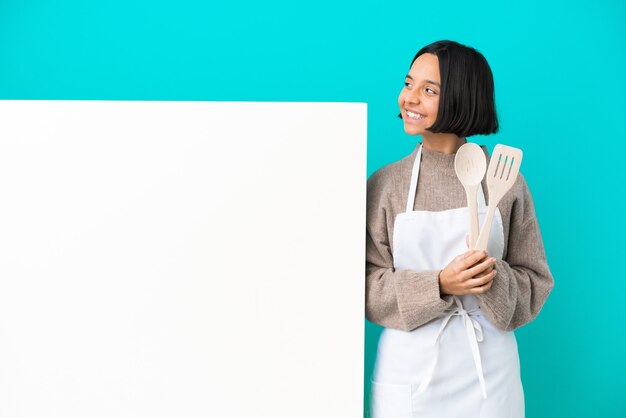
[421,132,467,154]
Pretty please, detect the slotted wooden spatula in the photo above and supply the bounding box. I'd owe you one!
[474,144,523,251]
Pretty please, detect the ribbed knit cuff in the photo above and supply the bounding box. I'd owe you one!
[393,269,455,331]
[476,259,513,331]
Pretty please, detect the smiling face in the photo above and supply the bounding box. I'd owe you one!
[398,53,441,136]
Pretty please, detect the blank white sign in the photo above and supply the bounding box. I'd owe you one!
[0,100,366,418]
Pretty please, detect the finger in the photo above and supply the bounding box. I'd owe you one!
[463,257,496,279]
[472,258,497,275]
[450,251,477,274]
[467,276,494,294]
[461,251,490,270]
[465,234,469,248]
[465,270,496,287]
[461,250,488,268]
[466,249,491,267]
[471,266,494,279]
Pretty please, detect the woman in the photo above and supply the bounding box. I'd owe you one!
[366,40,554,417]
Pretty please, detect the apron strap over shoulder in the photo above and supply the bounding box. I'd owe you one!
[405,143,423,213]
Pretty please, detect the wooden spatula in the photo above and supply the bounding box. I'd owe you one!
[454,143,487,250]
[474,144,523,251]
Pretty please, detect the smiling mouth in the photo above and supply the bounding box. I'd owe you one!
[406,110,426,120]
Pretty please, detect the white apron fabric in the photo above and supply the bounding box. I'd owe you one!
[369,144,524,418]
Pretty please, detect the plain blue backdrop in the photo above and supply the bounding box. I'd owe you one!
[1,1,625,416]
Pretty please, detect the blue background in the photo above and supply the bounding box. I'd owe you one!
[1,0,625,416]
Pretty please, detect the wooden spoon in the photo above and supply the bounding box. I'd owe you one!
[454,143,487,250]
[474,144,523,251]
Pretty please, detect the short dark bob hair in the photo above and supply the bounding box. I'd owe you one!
[398,40,499,137]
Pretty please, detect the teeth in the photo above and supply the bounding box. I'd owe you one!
[407,111,425,120]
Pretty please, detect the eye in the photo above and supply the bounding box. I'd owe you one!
[404,81,412,88]
[426,87,437,94]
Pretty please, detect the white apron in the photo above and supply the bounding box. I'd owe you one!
[369,144,524,418]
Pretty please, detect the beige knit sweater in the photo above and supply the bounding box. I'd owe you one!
[366,143,554,332]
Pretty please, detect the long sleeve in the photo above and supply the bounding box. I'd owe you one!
[475,174,555,331]
[365,167,455,332]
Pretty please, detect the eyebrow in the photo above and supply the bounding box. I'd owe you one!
[405,74,441,87]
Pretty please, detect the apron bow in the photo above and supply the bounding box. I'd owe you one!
[415,296,488,399]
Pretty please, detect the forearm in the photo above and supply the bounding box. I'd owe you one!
[365,264,455,332]
[475,258,554,331]
[476,176,556,332]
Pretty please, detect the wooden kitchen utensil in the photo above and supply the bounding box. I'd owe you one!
[454,143,487,250]
[474,144,523,251]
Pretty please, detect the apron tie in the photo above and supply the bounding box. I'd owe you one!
[415,296,488,399]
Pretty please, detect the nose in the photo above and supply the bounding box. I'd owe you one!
[406,89,420,105]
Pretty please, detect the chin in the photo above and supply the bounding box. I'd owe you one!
[403,124,423,136]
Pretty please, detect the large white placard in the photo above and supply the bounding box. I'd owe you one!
[0,100,366,418]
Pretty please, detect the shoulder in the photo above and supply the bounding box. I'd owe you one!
[366,148,417,216]
[498,170,537,226]
[481,146,537,224]
[507,170,530,200]
[482,146,532,203]
[367,149,415,196]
